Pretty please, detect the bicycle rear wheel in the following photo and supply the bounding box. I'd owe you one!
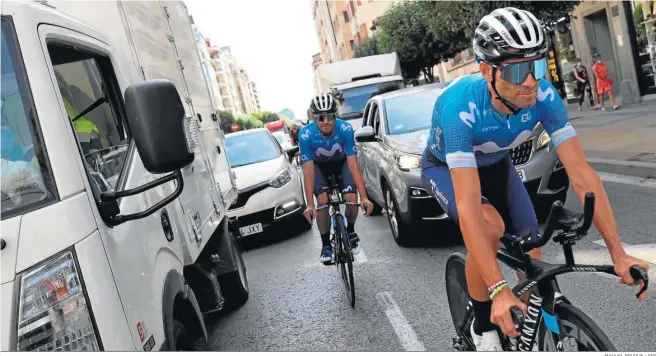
[445,253,474,349]
[335,215,355,307]
[538,303,616,351]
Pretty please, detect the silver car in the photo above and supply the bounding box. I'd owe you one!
[224,129,310,239]
[354,83,569,245]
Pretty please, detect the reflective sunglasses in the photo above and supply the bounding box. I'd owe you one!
[491,57,547,85]
[316,113,336,122]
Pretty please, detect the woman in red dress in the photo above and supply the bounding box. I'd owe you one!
[591,53,620,110]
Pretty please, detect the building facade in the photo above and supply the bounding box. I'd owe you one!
[192,25,225,113]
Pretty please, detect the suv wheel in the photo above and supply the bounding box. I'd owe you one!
[383,182,412,246]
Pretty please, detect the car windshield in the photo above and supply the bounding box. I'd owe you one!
[384,89,438,135]
[225,131,280,167]
[337,81,403,120]
[1,19,56,218]
[272,131,286,145]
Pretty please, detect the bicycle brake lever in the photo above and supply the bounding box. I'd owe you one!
[629,265,649,299]
[510,306,524,332]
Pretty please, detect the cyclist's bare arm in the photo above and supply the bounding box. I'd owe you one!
[302,161,315,207]
[451,167,504,287]
[555,137,626,261]
[346,156,367,200]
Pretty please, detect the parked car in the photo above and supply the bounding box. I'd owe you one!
[224,129,310,239]
[354,83,569,245]
[272,130,293,150]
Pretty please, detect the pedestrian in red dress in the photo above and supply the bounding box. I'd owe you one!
[591,53,620,111]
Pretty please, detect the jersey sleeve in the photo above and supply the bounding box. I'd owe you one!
[298,126,313,165]
[341,122,357,157]
[535,79,577,148]
[439,99,477,169]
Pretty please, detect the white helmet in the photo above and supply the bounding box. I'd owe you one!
[309,92,337,114]
[473,7,547,64]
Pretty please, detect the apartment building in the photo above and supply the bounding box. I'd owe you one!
[236,65,261,114]
[312,0,398,64]
[192,24,225,112]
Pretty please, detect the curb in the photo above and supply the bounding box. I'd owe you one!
[587,158,656,179]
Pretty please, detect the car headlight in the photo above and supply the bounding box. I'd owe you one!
[16,251,100,351]
[396,154,420,171]
[536,130,551,151]
[269,168,292,188]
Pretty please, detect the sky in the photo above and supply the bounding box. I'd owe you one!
[185,0,321,119]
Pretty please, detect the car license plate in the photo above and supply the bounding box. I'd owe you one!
[239,223,263,236]
[516,168,527,182]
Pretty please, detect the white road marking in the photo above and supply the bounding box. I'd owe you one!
[376,291,426,352]
[597,172,656,189]
[592,239,656,266]
[353,248,367,265]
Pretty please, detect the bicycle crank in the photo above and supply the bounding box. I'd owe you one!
[452,337,468,351]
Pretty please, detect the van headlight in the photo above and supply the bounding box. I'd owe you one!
[536,130,551,151]
[269,168,292,188]
[16,250,100,351]
[396,154,420,171]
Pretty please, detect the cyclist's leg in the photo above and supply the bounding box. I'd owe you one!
[500,155,541,300]
[314,164,333,263]
[422,160,505,347]
[340,161,360,254]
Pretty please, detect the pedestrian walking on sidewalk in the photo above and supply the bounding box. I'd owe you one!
[592,53,620,111]
[573,59,596,111]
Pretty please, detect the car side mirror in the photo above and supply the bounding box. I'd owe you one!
[285,145,299,163]
[355,126,376,143]
[97,79,192,227]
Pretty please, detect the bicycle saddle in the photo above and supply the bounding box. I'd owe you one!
[557,208,582,228]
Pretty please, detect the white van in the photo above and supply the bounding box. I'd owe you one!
[1,1,247,351]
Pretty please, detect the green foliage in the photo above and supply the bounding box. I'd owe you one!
[251,111,280,124]
[633,3,655,51]
[354,36,387,58]
[217,110,288,132]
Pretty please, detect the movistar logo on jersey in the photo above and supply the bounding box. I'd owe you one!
[301,130,311,140]
[316,143,344,158]
[340,124,352,132]
[538,86,555,102]
[459,102,479,128]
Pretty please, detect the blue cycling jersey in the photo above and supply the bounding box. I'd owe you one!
[298,118,357,165]
[425,73,577,169]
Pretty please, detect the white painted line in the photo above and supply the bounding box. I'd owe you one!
[376,291,426,352]
[597,172,656,189]
[592,239,656,265]
[353,248,367,265]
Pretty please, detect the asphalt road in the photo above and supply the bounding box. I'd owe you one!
[208,173,656,351]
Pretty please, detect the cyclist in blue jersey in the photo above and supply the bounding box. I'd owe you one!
[420,7,649,351]
[299,92,374,264]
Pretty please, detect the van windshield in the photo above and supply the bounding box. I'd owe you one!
[336,81,403,120]
[1,18,56,218]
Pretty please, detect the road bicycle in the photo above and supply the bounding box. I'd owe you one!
[316,174,361,308]
[446,192,649,351]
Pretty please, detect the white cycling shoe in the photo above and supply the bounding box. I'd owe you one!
[470,320,502,351]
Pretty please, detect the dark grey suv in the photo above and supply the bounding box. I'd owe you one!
[354,83,569,245]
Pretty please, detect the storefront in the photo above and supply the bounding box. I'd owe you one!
[546,22,582,104]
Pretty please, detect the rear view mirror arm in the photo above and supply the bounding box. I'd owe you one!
[100,170,185,227]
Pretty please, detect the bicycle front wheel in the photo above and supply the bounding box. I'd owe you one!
[445,253,473,347]
[538,303,616,351]
[335,215,355,307]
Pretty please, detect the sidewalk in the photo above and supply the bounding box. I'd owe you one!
[565,98,656,179]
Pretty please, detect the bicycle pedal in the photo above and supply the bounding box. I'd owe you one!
[452,337,467,351]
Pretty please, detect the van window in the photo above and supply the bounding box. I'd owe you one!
[1,18,56,218]
[47,43,130,196]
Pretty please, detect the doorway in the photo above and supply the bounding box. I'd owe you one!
[584,9,621,96]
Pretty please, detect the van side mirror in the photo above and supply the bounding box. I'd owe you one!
[97,79,192,227]
[355,126,376,143]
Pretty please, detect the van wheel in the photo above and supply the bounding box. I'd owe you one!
[217,231,249,311]
[172,319,208,351]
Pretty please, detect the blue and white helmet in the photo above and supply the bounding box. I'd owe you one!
[473,7,547,64]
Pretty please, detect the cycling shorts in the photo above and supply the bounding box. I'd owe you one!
[420,149,539,242]
[313,159,356,196]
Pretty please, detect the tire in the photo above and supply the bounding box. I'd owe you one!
[538,303,616,351]
[445,253,474,350]
[217,230,249,311]
[335,214,355,308]
[383,182,412,246]
[172,319,208,351]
